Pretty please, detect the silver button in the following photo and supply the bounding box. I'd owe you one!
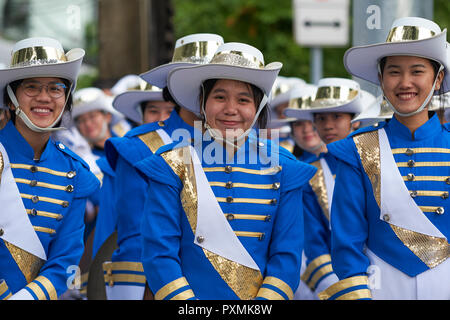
[62,201,69,208]
[58,143,65,149]
[446,177,450,185]
[225,181,233,189]
[226,214,235,221]
[31,195,39,203]
[441,192,449,199]
[225,165,232,173]
[158,121,165,127]
[410,190,418,198]
[258,141,265,147]
[226,196,233,203]
[436,207,445,215]
[66,171,76,179]
[0,228,4,236]
[407,173,415,181]
[30,208,38,216]
[383,214,390,222]
[258,233,265,241]
[272,182,280,190]
[405,148,414,156]
[65,185,74,193]
[407,159,415,167]
[196,236,205,243]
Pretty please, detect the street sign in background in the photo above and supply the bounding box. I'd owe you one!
[293,0,350,47]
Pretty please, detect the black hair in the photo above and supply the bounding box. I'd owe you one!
[162,86,181,114]
[200,78,269,129]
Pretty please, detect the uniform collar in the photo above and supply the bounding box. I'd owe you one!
[0,120,53,161]
[387,113,441,141]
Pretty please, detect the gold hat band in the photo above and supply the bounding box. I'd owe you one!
[288,96,314,110]
[128,81,162,92]
[11,46,67,68]
[312,86,359,108]
[172,40,222,64]
[210,50,265,69]
[386,25,436,43]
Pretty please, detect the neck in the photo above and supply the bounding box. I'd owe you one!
[15,119,50,160]
[394,107,429,138]
[179,108,200,127]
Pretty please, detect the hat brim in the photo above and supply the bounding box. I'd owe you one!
[283,108,314,122]
[0,48,84,109]
[113,90,164,124]
[167,62,282,114]
[140,62,195,88]
[344,31,449,93]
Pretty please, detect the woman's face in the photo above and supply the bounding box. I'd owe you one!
[12,77,67,129]
[204,79,257,139]
[292,120,323,150]
[142,100,175,124]
[380,55,444,115]
[76,110,112,143]
[313,112,353,144]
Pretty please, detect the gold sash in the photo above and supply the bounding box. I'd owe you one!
[309,160,330,221]
[138,131,166,153]
[353,130,450,268]
[3,240,44,283]
[161,146,263,299]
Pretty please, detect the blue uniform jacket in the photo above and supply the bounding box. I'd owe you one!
[135,133,317,300]
[325,114,450,298]
[104,110,194,265]
[0,121,99,299]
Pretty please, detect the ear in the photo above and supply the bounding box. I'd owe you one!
[352,120,361,130]
[435,69,444,91]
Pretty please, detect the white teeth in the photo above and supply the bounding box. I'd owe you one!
[32,108,52,113]
[397,93,416,99]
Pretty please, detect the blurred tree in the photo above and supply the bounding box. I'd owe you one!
[173,0,449,83]
[173,0,350,82]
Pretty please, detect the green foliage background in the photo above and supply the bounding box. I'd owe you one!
[173,0,450,83]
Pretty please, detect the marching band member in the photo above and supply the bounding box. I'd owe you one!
[322,17,450,300]
[0,37,99,300]
[100,33,224,300]
[285,77,372,298]
[284,84,325,163]
[135,42,316,300]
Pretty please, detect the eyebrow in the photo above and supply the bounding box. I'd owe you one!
[386,64,426,69]
[211,88,253,97]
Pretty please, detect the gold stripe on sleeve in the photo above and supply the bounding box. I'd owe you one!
[262,276,294,300]
[35,276,58,300]
[255,287,285,300]
[155,277,189,300]
[170,289,195,300]
[26,281,47,300]
[336,289,372,300]
[318,275,369,300]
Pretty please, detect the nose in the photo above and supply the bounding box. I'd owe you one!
[35,86,52,101]
[398,73,414,90]
[223,99,238,115]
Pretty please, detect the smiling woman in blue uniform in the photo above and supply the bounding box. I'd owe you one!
[100,34,224,300]
[135,42,316,300]
[0,37,99,300]
[321,17,450,300]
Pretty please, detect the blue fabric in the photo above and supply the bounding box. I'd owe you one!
[328,114,450,278]
[136,134,316,299]
[0,121,99,298]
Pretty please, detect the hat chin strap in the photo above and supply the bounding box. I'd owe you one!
[201,84,269,149]
[378,63,444,117]
[7,84,70,133]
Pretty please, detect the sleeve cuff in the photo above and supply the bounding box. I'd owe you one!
[301,254,335,291]
[0,280,12,300]
[318,275,372,300]
[154,277,195,300]
[255,276,294,300]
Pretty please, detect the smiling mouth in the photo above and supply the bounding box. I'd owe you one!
[219,120,242,127]
[396,92,418,101]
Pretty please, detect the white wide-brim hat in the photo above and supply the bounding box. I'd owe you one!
[269,76,306,108]
[72,87,124,123]
[112,80,164,125]
[0,37,84,109]
[344,17,450,94]
[352,94,392,127]
[167,42,282,115]
[284,84,318,122]
[285,78,364,120]
[140,33,224,88]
